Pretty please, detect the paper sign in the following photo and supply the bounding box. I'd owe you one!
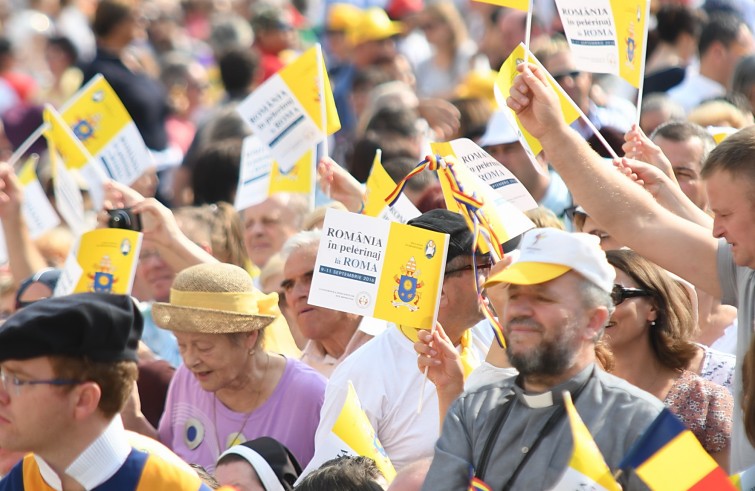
[236,45,340,171]
[60,75,154,185]
[431,139,538,213]
[234,135,314,211]
[437,156,535,252]
[362,150,420,223]
[18,157,61,239]
[54,228,142,297]
[309,209,448,329]
[555,0,649,88]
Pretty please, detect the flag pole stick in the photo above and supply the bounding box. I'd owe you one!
[8,125,47,171]
[523,0,533,65]
[315,43,329,210]
[634,1,651,127]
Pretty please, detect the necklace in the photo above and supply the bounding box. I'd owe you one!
[212,352,271,454]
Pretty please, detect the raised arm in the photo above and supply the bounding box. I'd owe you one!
[506,65,721,297]
[0,163,47,282]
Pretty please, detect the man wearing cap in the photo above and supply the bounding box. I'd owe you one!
[330,7,401,134]
[479,110,572,222]
[421,228,663,490]
[508,52,755,471]
[299,209,493,477]
[0,293,211,490]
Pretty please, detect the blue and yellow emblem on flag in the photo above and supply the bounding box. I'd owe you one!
[398,275,418,303]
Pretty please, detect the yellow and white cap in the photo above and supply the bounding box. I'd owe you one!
[484,228,615,293]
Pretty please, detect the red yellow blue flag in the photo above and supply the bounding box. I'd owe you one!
[619,408,735,491]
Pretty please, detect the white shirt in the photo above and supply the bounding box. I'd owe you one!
[36,416,131,490]
[667,69,725,113]
[300,324,489,478]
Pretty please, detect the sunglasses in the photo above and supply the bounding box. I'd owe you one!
[552,70,581,83]
[611,284,653,306]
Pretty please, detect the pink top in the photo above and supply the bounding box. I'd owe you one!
[158,357,326,473]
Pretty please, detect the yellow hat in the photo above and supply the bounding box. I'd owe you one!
[483,228,615,292]
[327,3,362,31]
[348,7,402,46]
[455,70,498,106]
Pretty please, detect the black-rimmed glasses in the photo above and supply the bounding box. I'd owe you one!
[611,284,653,306]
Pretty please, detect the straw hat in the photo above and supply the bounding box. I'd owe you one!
[152,263,279,334]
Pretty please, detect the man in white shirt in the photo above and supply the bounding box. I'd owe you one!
[669,12,754,113]
[299,209,492,477]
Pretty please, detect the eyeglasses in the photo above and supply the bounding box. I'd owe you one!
[0,367,81,396]
[444,262,492,277]
[611,285,653,306]
[552,70,581,83]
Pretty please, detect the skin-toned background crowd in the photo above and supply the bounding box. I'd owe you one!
[0,0,754,489]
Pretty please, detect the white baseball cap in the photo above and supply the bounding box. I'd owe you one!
[478,110,520,147]
[484,228,615,293]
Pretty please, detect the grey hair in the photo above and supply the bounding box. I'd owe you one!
[270,192,310,230]
[578,276,615,336]
[641,93,685,121]
[280,229,322,262]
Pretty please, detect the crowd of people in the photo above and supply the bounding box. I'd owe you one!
[0,0,754,489]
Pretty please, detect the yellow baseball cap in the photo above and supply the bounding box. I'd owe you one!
[348,7,402,46]
[484,228,615,292]
[327,4,362,31]
[455,70,498,106]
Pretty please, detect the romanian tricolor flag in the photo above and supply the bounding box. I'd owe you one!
[468,476,492,491]
[619,408,736,491]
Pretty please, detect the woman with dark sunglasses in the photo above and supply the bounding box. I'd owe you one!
[605,249,733,470]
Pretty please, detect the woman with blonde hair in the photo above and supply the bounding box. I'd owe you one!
[415,1,477,98]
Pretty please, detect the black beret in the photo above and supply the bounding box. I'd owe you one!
[407,209,475,262]
[0,293,143,363]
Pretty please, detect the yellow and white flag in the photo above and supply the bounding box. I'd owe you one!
[236,45,340,171]
[54,228,142,297]
[495,43,581,161]
[435,154,534,254]
[60,75,154,185]
[549,392,620,491]
[303,382,396,482]
[362,150,420,224]
[431,139,538,213]
[234,135,314,211]
[18,156,61,239]
[555,0,649,89]
[44,103,108,211]
[473,0,528,10]
[46,113,88,236]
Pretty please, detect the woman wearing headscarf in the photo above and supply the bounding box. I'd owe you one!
[215,437,300,491]
[153,263,326,473]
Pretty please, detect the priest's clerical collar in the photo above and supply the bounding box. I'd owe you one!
[513,364,595,409]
